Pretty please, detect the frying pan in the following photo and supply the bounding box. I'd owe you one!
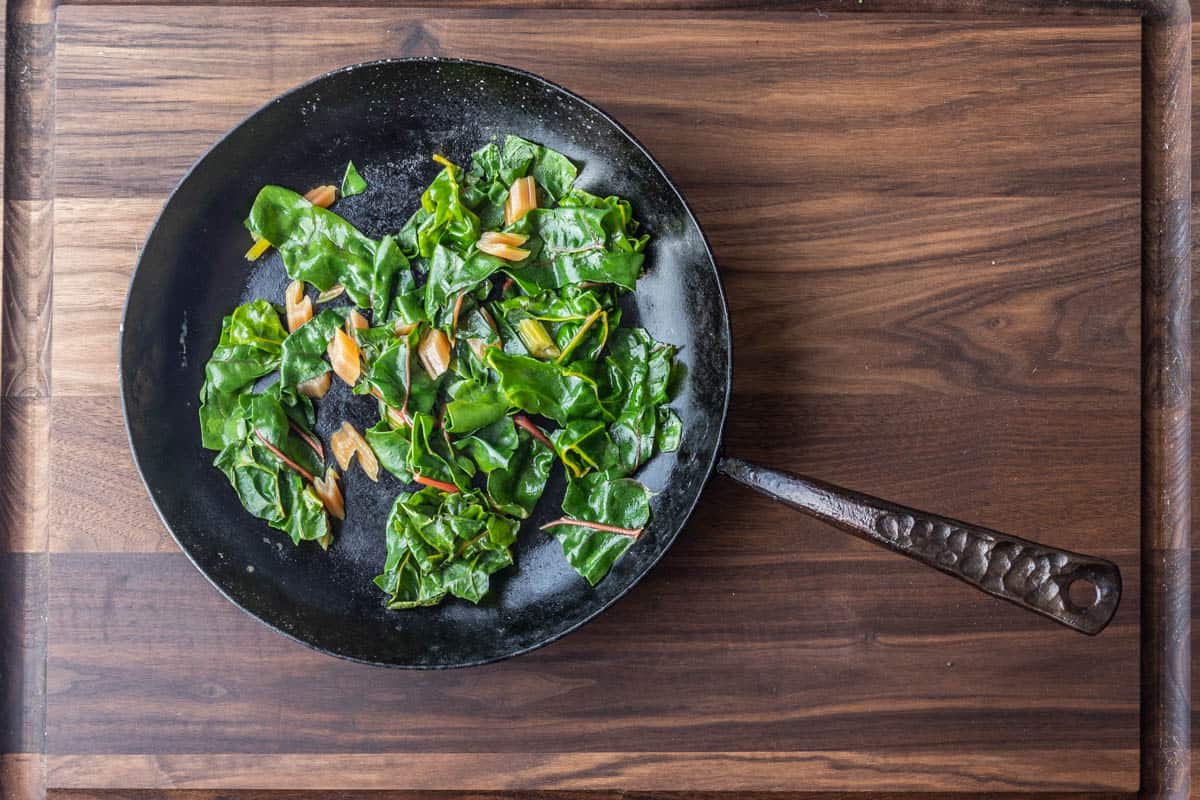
[121,58,1121,668]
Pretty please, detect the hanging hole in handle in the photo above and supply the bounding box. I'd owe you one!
[1067,577,1101,609]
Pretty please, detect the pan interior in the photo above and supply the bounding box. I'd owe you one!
[121,59,731,667]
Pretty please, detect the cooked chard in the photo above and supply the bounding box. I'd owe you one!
[199,134,680,606]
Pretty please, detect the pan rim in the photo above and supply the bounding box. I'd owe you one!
[119,56,733,668]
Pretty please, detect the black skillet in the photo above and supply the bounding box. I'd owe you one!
[121,58,1121,668]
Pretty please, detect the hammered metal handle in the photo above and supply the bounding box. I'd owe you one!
[717,457,1121,635]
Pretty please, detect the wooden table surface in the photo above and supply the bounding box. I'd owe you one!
[1,1,1197,796]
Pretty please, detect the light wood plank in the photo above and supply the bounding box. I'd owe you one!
[52,193,1141,398]
[45,750,1138,792]
[49,393,1140,554]
[0,754,44,800]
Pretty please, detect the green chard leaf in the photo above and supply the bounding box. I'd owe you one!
[199,383,247,452]
[607,409,658,476]
[656,407,682,453]
[461,136,577,228]
[350,326,394,368]
[559,187,650,252]
[213,439,284,521]
[374,488,518,608]
[407,412,475,490]
[647,341,676,405]
[391,268,427,328]
[496,287,616,362]
[274,471,332,547]
[199,300,288,451]
[245,185,408,314]
[341,160,368,197]
[240,387,323,483]
[546,470,651,586]
[355,329,441,418]
[549,419,617,478]
[462,142,507,226]
[211,387,329,547]
[423,244,511,320]
[600,327,678,474]
[400,160,481,259]
[444,376,509,435]
[280,308,345,388]
[365,419,413,482]
[456,416,520,474]
[500,135,578,202]
[369,235,405,316]
[278,382,317,429]
[202,300,287,394]
[503,207,644,294]
[486,427,555,519]
[485,349,610,425]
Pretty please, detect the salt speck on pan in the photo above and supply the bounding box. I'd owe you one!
[178,311,188,367]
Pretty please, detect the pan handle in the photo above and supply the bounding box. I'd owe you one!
[716,457,1120,635]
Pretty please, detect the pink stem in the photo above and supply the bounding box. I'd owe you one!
[539,518,642,538]
[288,420,324,461]
[254,428,316,483]
[513,414,553,449]
[413,472,460,494]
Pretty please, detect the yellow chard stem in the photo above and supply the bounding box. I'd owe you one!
[517,318,561,360]
[244,236,271,261]
[555,309,606,365]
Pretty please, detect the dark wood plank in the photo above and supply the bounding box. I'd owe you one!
[53,11,1140,202]
[44,546,1138,757]
[46,546,1142,786]
[0,554,46,753]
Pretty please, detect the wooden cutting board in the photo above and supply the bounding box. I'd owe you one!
[1,1,1193,796]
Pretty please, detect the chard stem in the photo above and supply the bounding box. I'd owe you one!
[254,428,316,483]
[539,517,642,538]
[513,414,553,449]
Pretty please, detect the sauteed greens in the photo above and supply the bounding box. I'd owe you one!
[198,136,680,608]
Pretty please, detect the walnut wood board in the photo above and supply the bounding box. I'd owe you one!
[1,2,1195,796]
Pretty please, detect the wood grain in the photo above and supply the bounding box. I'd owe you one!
[51,194,1144,399]
[2,3,55,800]
[10,2,1192,795]
[52,13,1141,203]
[49,11,1143,401]
[43,545,1138,753]
[0,755,42,800]
[1139,8,1192,797]
[50,393,1141,554]
[0,555,47,759]
[42,750,1140,792]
